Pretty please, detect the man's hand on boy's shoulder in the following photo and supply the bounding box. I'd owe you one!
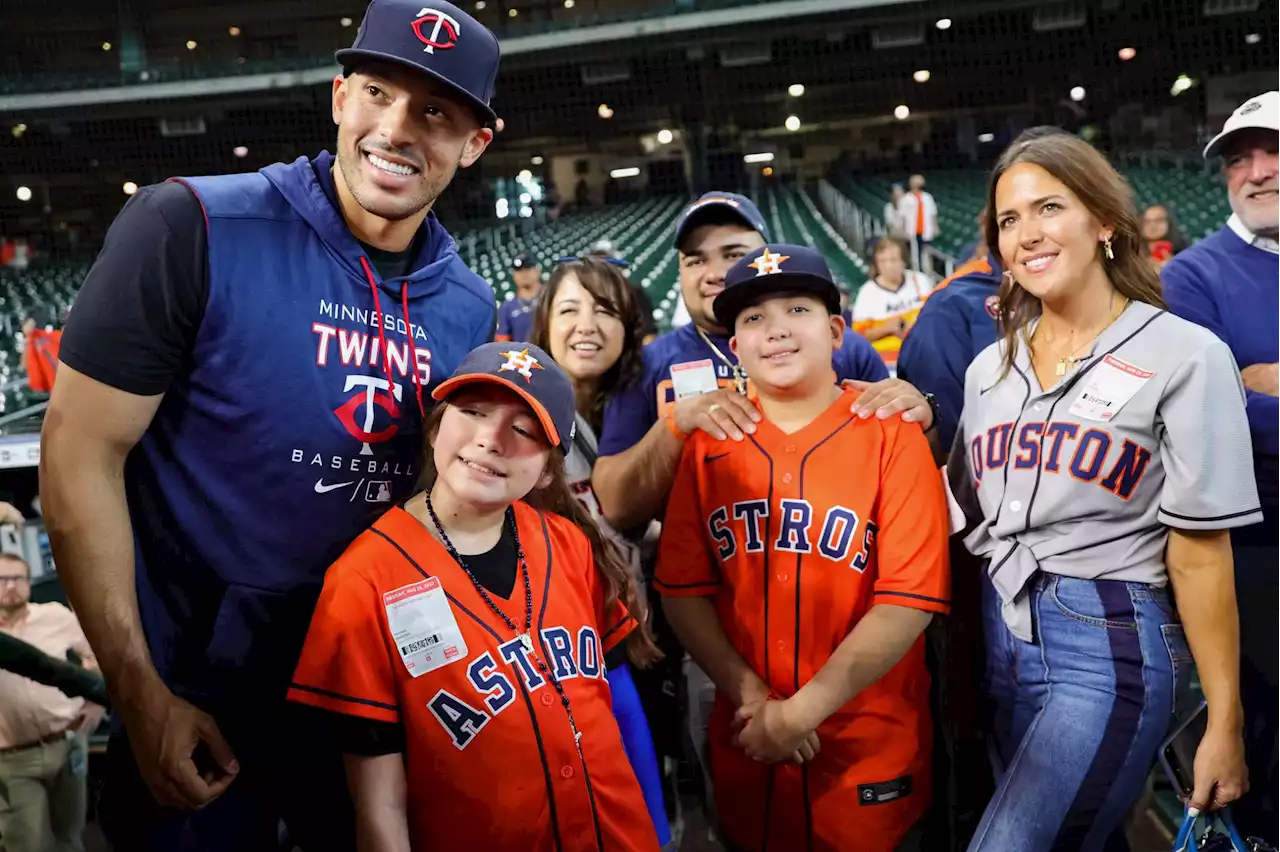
[673,388,761,442]
[844,379,934,431]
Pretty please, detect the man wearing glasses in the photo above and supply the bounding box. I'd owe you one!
[0,551,105,852]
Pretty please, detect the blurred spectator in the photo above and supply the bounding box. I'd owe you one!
[884,183,907,236]
[897,173,938,270]
[0,551,105,852]
[21,311,62,394]
[495,252,542,342]
[1162,90,1279,845]
[850,236,934,376]
[1139,203,1187,268]
[0,238,31,271]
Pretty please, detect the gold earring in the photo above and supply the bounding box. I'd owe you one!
[1103,236,1115,260]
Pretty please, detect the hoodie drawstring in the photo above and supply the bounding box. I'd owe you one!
[360,256,425,420]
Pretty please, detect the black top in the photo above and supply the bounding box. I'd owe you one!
[60,176,423,398]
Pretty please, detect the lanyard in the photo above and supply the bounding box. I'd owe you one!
[695,326,746,395]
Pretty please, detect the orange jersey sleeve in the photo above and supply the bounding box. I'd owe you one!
[288,537,401,725]
[871,418,951,614]
[653,437,722,597]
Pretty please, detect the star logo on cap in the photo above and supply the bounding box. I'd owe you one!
[499,348,544,383]
[748,248,790,276]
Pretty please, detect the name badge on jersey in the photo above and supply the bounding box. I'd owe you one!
[384,577,467,677]
[670,359,719,401]
[1068,354,1154,422]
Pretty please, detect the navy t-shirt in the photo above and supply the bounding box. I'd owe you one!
[597,323,889,456]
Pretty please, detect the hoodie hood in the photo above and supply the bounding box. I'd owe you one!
[261,151,459,301]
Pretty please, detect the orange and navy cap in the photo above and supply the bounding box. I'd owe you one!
[713,243,842,328]
[431,342,576,454]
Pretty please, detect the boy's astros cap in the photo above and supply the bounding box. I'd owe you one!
[713,243,842,329]
[335,0,500,124]
[674,192,770,251]
[432,342,576,455]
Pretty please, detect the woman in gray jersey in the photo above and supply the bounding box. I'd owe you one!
[949,134,1260,852]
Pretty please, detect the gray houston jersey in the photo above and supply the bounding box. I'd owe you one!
[947,299,1262,641]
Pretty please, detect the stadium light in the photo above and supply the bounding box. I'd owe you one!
[610,167,641,179]
[894,104,910,120]
[785,115,801,132]
[340,16,353,26]
[16,187,31,202]
[496,198,509,218]
[657,129,674,145]
[743,152,775,164]
[1070,86,1086,102]
[475,1,486,9]
[978,132,995,143]
[564,0,575,7]
[519,192,532,204]
[517,169,533,182]
[123,181,139,196]
[11,124,25,138]
[229,26,241,36]
[913,70,931,83]
[508,8,518,17]
[598,104,614,119]
[102,42,112,51]
[1171,74,1195,95]
[1117,47,1136,61]
[1246,33,1261,44]
[788,83,805,97]
[233,146,248,158]
[531,156,544,165]
[935,18,952,30]
[762,167,774,177]
[186,40,198,50]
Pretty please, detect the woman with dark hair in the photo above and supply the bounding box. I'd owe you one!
[1140,203,1188,269]
[850,235,935,374]
[949,133,1258,850]
[529,257,672,849]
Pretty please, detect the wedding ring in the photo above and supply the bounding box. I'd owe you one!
[708,403,722,415]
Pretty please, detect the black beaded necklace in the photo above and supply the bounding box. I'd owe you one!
[424,494,585,754]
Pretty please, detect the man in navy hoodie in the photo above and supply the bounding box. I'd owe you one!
[39,1,499,848]
[1163,91,1278,844]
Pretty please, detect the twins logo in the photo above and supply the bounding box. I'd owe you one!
[426,626,604,750]
[333,376,403,455]
[411,7,461,54]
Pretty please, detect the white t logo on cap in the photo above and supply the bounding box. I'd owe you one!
[412,8,461,54]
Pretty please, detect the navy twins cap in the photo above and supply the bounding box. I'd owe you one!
[674,192,770,251]
[713,243,842,329]
[336,0,500,123]
[432,342,576,455]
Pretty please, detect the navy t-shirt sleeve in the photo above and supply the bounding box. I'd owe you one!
[59,181,209,396]
[598,370,658,457]
[835,330,890,383]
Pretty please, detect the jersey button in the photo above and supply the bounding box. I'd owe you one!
[1009,500,1023,512]
[1034,403,1044,412]
[560,765,575,779]
[540,693,554,706]
[776,640,786,651]
[777,573,789,583]
[782,473,794,484]
[785,444,797,453]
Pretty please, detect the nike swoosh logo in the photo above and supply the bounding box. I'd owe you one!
[314,480,355,494]
[704,452,732,463]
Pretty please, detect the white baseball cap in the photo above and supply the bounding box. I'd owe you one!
[1203,91,1280,159]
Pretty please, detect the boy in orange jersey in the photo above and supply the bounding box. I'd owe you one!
[655,243,950,852]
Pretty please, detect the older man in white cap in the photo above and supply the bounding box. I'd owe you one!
[1163,90,1278,843]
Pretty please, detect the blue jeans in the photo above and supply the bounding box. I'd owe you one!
[969,573,1192,852]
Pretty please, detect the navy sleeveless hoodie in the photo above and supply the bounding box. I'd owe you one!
[128,152,495,713]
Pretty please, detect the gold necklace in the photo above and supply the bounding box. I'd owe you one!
[1033,294,1130,377]
[695,326,747,395]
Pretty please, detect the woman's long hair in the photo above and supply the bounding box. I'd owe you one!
[868,235,911,281]
[529,258,646,434]
[420,403,662,667]
[982,134,1165,377]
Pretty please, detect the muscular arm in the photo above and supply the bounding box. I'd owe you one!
[1166,529,1242,732]
[591,419,686,531]
[662,596,767,709]
[345,753,412,852]
[787,605,932,731]
[40,366,163,705]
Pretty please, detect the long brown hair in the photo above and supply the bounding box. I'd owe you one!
[869,236,911,280]
[983,134,1165,376]
[419,403,662,667]
[529,258,646,434]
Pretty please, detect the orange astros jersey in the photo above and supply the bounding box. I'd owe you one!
[655,385,950,852]
[289,502,659,852]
